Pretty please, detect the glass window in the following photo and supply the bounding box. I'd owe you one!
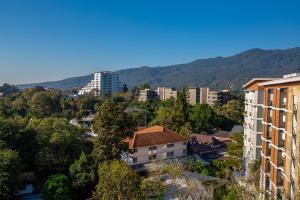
[167,152,174,158]
[133,157,138,164]
[148,154,157,161]
[167,143,174,148]
[149,146,157,151]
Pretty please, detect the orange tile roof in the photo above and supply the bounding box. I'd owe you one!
[125,125,189,148]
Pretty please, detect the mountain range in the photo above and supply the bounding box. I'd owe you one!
[19,47,300,90]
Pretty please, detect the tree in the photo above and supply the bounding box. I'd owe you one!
[152,92,191,136]
[42,174,71,200]
[28,117,84,175]
[216,99,244,125]
[93,100,134,136]
[93,160,141,200]
[225,132,244,170]
[0,117,37,170]
[69,152,96,199]
[92,101,135,162]
[190,104,216,133]
[122,84,129,93]
[0,84,19,96]
[0,149,21,200]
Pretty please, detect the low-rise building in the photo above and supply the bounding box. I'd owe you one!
[123,125,189,165]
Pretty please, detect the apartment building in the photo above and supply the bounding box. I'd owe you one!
[156,87,178,100]
[138,89,159,102]
[78,71,121,95]
[254,73,300,199]
[199,87,224,105]
[243,78,277,177]
[187,87,200,105]
[123,125,189,165]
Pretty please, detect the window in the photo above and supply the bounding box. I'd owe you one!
[149,146,157,151]
[167,143,174,148]
[133,157,138,164]
[130,149,138,153]
[167,151,174,158]
[148,154,157,161]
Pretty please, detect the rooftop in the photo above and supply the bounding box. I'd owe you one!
[242,78,278,89]
[259,73,300,86]
[125,125,189,148]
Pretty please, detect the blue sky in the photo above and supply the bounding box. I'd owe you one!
[0,0,300,84]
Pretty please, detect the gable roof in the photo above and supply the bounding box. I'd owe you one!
[125,125,189,148]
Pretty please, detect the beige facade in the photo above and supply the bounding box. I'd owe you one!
[156,87,177,100]
[187,87,200,105]
[127,142,187,165]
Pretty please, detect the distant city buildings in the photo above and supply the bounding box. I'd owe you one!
[137,86,233,105]
[78,71,121,95]
[156,87,178,100]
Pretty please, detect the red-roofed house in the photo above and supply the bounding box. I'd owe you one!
[123,125,189,165]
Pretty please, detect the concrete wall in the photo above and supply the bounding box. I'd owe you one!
[129,141,187,165]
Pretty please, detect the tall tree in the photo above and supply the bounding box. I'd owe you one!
[92,101,135,162]
[93,160,141,200]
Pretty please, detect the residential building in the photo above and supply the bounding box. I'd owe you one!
[243,78,277,177]
[199,87,220,105]
[200,87,209,104]
[78,71,121,95]
[156,87,177,100]
[207,90,219,106]
[258,73,300,199]
[123,125,189,165]
[187,87,200,105]
[138,89,159,102]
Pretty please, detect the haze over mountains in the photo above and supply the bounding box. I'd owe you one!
[19,47,300,90]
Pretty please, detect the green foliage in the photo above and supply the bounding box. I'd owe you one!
[190,104,216,133]
[0,149,21,200]
[69,152,96,199]
[92,101,135,163]
[0,84,19,96]
[216,99,244,125]
[42,174,71,200]
[69,152,96,187]
[94,160,141,200]
[140,178,165,200]
[0,117,37,170]
[225,132,244,170]
[28,117,84,174]
[152,91,191,136]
